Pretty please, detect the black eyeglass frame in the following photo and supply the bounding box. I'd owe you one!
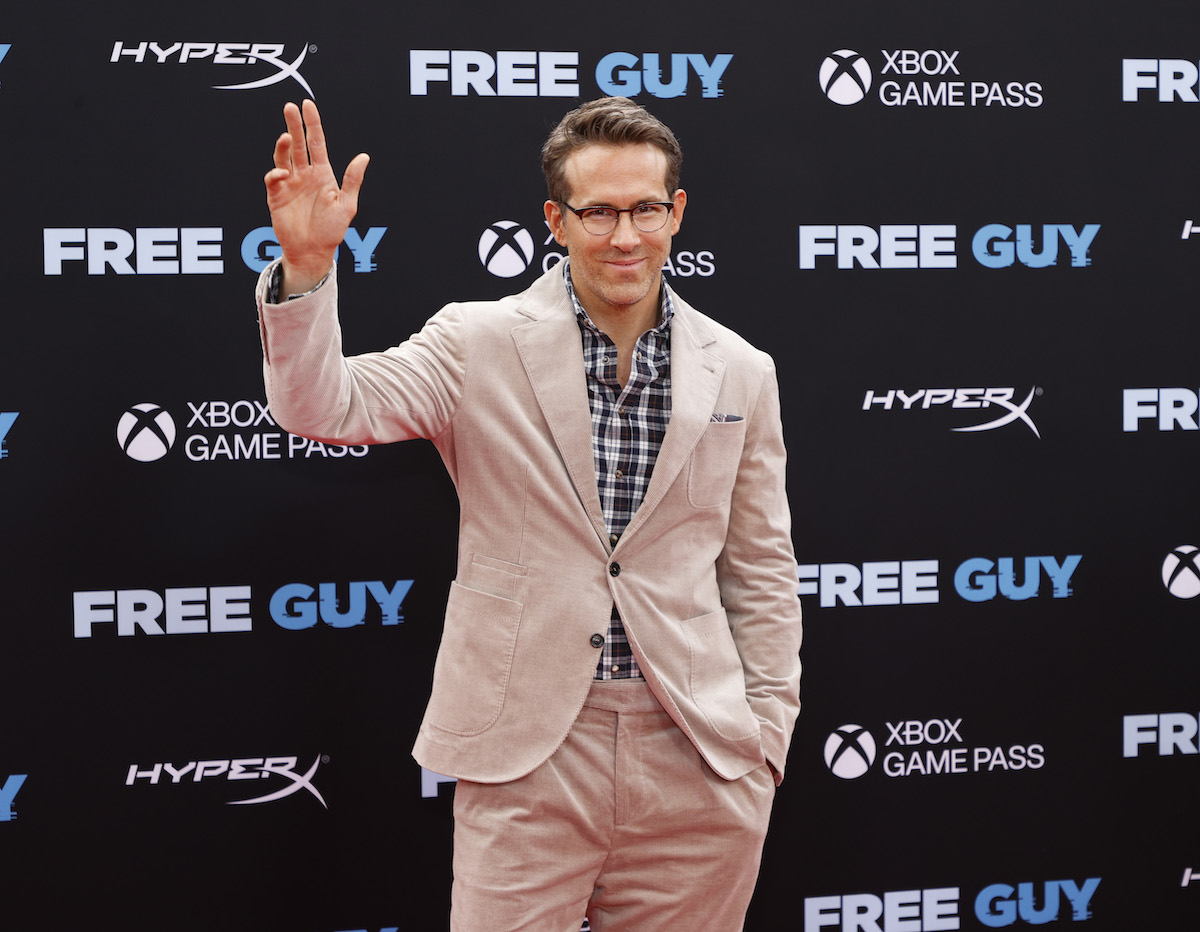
[559,201,676,234]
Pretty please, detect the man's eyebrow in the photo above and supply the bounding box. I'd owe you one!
[578,199,667,209]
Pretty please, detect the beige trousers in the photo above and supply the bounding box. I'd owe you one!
[450,679,776,932]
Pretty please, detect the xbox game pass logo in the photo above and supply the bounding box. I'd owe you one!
[820,50,871,105]
[479,221,535,278]
[825,724,877,779]
[117,403,176,462]
[1163,545,1200,599]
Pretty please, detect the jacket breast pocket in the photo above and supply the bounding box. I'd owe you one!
[425,582,523,737]
[687,420,747,509]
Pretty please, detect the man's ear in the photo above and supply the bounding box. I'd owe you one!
[544,200,568,246]
[669,188,687,235]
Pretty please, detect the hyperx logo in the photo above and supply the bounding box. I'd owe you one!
[952,387,1041,438]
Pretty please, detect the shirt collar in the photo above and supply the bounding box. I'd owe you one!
[561,259,674,336]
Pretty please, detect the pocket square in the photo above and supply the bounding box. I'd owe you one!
[710,413,743,422]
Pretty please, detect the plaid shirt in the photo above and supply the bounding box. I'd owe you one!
[562,261,674,680]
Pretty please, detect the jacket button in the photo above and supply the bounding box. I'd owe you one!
[590,633,605,648]
[609,562,621,577]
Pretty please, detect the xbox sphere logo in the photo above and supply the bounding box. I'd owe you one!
[1163,545,1200,599]
[117,402,177,463]
[825,724,877,779]
[819,50,872,105]
[479,220,535,278]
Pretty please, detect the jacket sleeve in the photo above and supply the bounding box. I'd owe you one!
[715,355,803,784]
[256,258,466,445]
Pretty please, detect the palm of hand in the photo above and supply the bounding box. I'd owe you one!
[263,99,369,285]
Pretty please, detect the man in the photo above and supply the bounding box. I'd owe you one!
[257,96,802,931]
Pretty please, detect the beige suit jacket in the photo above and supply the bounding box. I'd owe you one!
[256,261,802,785]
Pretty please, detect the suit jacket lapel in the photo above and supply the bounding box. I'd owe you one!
[509,271,725,551]
[510,274,610,549]
[620,297,725,543]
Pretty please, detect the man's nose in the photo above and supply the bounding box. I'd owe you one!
[610,212,641,248]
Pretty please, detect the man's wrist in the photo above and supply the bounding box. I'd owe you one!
[280,258,334,297]
[266,261,331,304]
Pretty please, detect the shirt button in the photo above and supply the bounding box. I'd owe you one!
[614,469,623,478]
[609,533,619,545]
[609,562,621,577]
[611,665,620,673]
[590,633,605,648]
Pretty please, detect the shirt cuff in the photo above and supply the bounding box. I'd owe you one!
[266,263,332,304]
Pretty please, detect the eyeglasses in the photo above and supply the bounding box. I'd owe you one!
[560,201,675,235]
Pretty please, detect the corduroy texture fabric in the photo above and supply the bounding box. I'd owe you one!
[450,679,776,932]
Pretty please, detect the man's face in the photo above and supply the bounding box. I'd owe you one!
[544,143,686,323]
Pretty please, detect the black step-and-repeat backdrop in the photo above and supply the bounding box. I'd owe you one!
[2,1,1197,928]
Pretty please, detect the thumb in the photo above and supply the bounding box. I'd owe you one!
[341,152,371,207]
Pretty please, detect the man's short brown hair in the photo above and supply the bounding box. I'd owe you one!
[542,96,683,204]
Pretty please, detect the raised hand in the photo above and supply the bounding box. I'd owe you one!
[264,99,370,295]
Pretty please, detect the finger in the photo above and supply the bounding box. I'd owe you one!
[272,132,292,172]
[300,98,329,167]
[264,167,291,193]
[282,101,309,170]
[340,152,371,210]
